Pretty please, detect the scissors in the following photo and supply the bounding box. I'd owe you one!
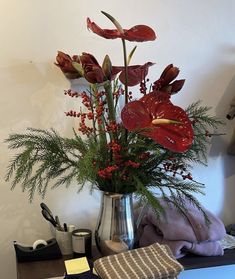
[40,203,63,230]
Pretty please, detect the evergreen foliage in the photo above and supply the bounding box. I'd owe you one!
[5,100,223,219]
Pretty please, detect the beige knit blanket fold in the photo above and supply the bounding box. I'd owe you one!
[94,243,184,279]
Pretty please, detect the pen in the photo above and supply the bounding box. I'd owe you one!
[55,215,63,231]
[63,223,68,232]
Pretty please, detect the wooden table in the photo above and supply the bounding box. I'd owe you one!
[17,249,235,279]
[178,249,235,270]
[16,246,100,279]
[17,256,69,279]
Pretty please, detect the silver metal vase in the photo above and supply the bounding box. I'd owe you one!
[95,192,136,256]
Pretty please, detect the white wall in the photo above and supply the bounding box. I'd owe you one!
[1,1,235,278]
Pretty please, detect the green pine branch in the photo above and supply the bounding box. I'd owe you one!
[5,101,223,214]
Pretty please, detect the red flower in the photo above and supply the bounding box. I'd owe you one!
[55,51,82,79]
[56,50,153,86]
[153,64,185,95]
[121,90,194,153]
[80,52,105,83]
[87,18,156,42]
[113,62,154,87]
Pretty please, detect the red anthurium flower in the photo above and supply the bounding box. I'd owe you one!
[115,62,154,87]
[170,80,186,94]
[79,53,125,84]
[80,52,101,66]
[87,18,156,42]
[55,51,82,79]
[160,64,180,86]
[121,91,194,153]
[80,52,105,84]
[121,100,152,130]
[153,64,185,95]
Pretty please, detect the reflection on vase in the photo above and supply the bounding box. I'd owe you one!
[95,192,136,256]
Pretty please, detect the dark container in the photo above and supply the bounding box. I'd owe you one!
[72,229,92,258]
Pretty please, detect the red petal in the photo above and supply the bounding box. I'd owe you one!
[118,62,154,86]
[112,66,124,76]
[160,64,173,79]
[154,64,180,91]
[87,18,156,42]
[162,66,179,85]
[55,51,82,79]
[83,66,104,83]
[147,103,194,152]
[87,17,122,39]
[121,101,151,131]
[123,25,156,42]
[80,52,100,66]
[170,79,185,94]
[141,92,171,114]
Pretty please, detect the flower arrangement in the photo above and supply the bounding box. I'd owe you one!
[5,12,222,216]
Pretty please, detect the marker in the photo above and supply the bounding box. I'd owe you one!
[63,223,68,232]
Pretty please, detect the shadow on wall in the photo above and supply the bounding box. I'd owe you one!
[211,70,235,224]
[180,43,235,222]
[0,190,52,279]
[180,47,235,222]
[1,58,65,89]
[0,59,73,279]
[0,59,76,142]
[0,200,47,249]
[45,186,102,231]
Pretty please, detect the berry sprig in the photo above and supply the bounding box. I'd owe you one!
[64,89,80,98]
[161,161,193,181]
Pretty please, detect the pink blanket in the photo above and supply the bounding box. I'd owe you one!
[137,199,226,258]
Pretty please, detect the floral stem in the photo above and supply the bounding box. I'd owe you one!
[104,81,117,141]
[88,86,97,142]
[104,82,115,122]
[91,84,107,147]
[101,11,129,140]
[121,38,129,142]
[121,38,129,105]
[100,11,129,100]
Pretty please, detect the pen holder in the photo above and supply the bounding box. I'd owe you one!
[55,229,73,255]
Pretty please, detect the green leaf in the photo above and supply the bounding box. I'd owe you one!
[72,62,84,76]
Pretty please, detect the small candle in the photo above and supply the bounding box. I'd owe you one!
[72,229,92,258]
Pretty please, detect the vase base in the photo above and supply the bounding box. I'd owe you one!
[104,240,129,255]
[95,192,136,256]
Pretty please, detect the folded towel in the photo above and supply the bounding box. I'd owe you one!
[140,224,223,258]
[137,198,226,258]
[94,243,183,279]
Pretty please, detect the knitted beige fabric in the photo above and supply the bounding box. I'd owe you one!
[94,243,183,279]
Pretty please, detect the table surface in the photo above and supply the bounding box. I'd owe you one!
[17,249,235,279]
[17,256,68,279]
